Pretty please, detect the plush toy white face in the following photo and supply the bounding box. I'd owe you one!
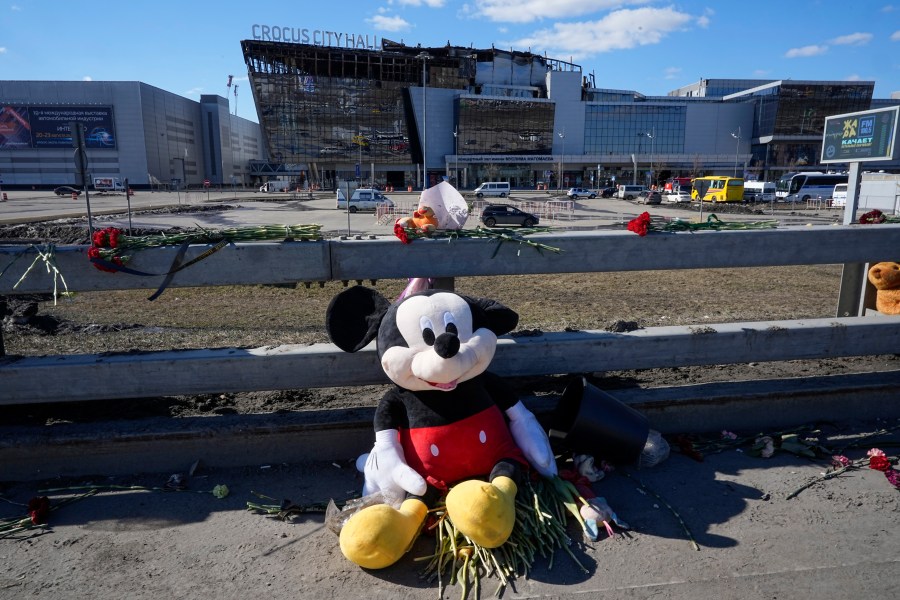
[381,292,497,391]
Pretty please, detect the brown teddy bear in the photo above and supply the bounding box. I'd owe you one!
[395,205,438,235]
[867,262,900,315]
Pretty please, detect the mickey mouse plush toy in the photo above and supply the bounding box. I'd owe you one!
[326,286,557,569]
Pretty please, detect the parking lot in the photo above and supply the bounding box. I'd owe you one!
[0,187,847,235]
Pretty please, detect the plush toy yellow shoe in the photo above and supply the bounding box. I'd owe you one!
[444,476,517,548]
[339,498,428,569]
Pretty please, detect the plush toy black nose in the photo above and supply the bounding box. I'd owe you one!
[433,332,460,358]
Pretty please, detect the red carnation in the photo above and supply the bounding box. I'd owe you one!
[394,222,411,244]
[27,496,51,525]
[859,209,886,224]
[88,246,118,273]
[627,212,652,236]
[885,469,900,489]
[869,455,891,472]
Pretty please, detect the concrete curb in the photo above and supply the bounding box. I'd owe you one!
[3,370,899,482]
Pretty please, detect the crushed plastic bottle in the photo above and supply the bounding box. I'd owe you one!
[639,429,670,468]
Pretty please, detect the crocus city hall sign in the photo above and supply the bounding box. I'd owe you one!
[251,25,380,50]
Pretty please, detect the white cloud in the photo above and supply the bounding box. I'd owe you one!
[472,0,653,24]
[881,5,895,12]
[785,45,828,58]
[82,76,92,81]
[845,74,862,81]
[753,69,770,77]
[831,32,873,45]
[507,7,694,57]
[664,67,681,80]
[185,87,203,97]
[11,4,22,10]
[367,14,411,31]
[394,0,445,6]
[0,47,6,54]
[891,30,900,41]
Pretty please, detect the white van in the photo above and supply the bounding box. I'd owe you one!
[831,183,848,208]
[473,182,510,198]
[617,184,645,200]
[743,181,775,202]
[336,188,394,212]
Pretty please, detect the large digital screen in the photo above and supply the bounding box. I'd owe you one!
[0,105,116,149]
[820,106,898,164]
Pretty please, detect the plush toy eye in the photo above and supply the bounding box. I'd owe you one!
[420,316,436,346]
[443,312,458,336]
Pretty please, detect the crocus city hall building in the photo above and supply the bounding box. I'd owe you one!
[1,27,897,191]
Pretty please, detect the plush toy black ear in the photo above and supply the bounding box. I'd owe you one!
[326,286,391,353]
[466,295,519,337]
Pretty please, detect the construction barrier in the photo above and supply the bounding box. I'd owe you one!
[1,193,7,201]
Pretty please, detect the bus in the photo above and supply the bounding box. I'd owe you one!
[775,172,847,203]
[691,176,745,202]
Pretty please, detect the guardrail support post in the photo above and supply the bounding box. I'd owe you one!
[0,297,6,356]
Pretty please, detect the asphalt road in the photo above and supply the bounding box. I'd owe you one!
[0,187,845,234]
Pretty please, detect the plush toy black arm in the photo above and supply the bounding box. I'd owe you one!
[481,371,520,411]
[373,390,410,432]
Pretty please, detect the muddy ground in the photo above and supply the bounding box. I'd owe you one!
[2,210,897,427]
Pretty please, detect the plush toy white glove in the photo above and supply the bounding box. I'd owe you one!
[358,429,428,499]
[506,401,558,477]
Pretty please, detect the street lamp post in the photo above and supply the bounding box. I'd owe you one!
[557,129,565,192]
[453,127,458,187]
[731,126,742,178]
[635,133,643,185]
[638,130,654,188]
[416,51,432,189]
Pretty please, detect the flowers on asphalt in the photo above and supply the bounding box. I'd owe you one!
[27,496,51,525]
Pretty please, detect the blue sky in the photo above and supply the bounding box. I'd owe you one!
[2,0,898,123]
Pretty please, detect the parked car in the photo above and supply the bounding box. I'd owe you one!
[54,186,82,196]
[566,187,596,199]
[480,204,539,227]
[637,190,662,205]
[664,190,691,203]
[600,187,616,198]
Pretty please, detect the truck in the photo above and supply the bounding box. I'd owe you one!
[833,174,900,212]
[92,177,124,192]
[259,180,291,193]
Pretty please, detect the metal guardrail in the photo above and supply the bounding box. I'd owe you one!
[2,225,899,405]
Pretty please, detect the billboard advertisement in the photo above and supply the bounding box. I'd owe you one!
[0,105,116,149]
[820,106,898,164]
[0,106,32,149]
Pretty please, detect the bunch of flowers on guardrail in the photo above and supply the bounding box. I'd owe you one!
[626,212,778,236]
[859,209,900,224]
[393,223,563,256]
[88,224,323,272]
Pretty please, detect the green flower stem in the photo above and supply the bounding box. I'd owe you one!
[398,226,563,255]
[39,484,216,495]
[786,453,898,499]
[619,470,700,551]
